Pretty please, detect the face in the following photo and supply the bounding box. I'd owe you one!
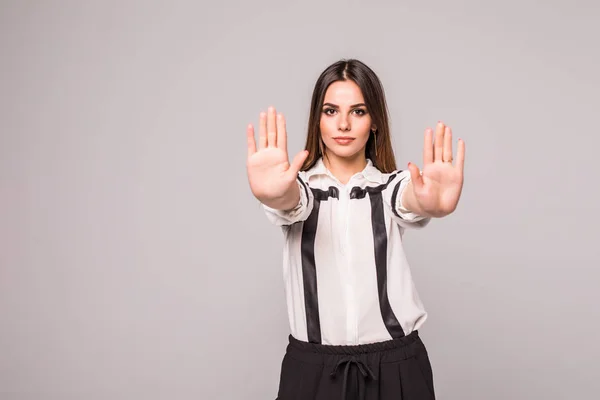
[319,80,376,162]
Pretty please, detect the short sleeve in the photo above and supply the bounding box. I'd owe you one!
[383,169,431,229]
[262,175,314,226]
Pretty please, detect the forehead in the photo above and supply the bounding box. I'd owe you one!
[323,80,364,104]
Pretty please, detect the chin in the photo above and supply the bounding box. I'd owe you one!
[325,144,365,160]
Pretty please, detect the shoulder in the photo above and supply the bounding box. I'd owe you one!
[298,169,309,181]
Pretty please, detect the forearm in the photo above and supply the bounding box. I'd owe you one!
[259,181,301,211]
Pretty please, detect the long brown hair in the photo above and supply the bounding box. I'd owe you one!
[301,59,397,173]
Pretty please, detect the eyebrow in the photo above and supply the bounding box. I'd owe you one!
[322,102,367,108]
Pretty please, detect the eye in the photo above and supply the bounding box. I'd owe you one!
[323,108,336,115]
[353,109,367,116]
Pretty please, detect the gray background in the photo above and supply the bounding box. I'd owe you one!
[1,0,598,399]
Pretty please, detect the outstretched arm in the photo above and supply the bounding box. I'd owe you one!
[246,106,312,225]
[401,121,466,218]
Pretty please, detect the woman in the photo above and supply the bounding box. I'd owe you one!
[246,59,465,400]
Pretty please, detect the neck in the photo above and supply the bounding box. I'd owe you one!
[322,152,367,185]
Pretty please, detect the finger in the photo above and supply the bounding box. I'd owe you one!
[289,150,309,177]
[259,112,267,149]
[247,123,257,158]
[434,121,445,162]
[443,126,453,162]
[423,128,433,165]
[456,138,466,174]
[277,113,287,153]
[267,106,277,148]
[407,162,424,189]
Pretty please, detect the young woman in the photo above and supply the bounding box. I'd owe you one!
[246,59,465,400]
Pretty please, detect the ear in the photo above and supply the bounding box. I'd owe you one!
[371,124,377,132]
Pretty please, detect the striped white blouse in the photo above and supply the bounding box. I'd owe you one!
[263,157,431,345]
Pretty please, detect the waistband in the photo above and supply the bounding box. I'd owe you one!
[286,330,425,365]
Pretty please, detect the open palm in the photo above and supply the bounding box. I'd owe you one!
[407,122,465,217]
[246,107,308,201]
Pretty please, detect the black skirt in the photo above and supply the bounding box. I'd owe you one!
[276,330,435,400]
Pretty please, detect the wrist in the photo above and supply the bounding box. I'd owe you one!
[400,182,429,217]
[260,181,301,211]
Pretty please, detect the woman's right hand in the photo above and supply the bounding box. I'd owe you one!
[246,106,308,207]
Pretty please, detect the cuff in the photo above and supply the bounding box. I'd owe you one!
[262,177,309,220]
[394,176,427,222]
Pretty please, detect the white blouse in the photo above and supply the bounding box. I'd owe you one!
[263,157,431,345]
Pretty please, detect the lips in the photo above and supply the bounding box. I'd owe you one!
[333,136,355,145]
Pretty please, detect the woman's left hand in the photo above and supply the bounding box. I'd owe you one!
[406,122,465,218]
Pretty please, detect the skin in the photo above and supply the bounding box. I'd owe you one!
[319,80,376,184]
[246,81,466,217]
[246,107,307,211]
[402,122,466,218]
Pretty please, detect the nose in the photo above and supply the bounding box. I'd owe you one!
[338,114,350,131]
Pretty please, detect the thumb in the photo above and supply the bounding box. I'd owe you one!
[288,150,309,176]
[407,162,424,190]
